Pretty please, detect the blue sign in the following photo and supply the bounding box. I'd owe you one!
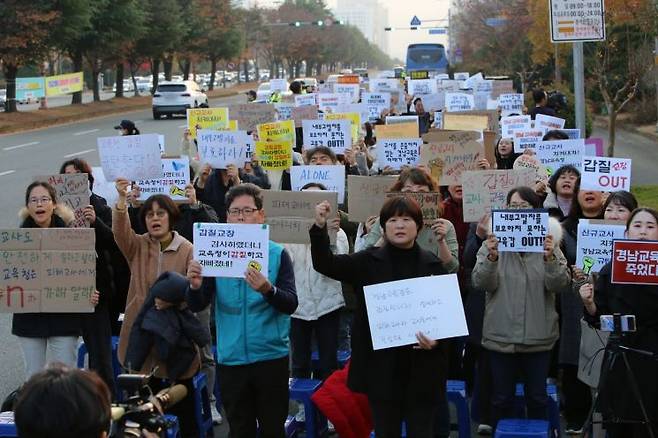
[429,28,447,35]
[410,15,421,26]
[16,77,46,101]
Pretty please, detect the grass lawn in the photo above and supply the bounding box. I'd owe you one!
[631,185,658,210]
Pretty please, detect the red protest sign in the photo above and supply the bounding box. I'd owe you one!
[611,240,658,285]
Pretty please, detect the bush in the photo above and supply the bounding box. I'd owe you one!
[632,185,658,210]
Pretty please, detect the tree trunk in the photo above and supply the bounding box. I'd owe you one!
[92,66,101,102]
[607,106,617,157]
[130,63,139,97]
[181,58,191,80]
[151,58,161,93]
[115,63,124,98]
[554,44,561,83]
[255,59,260,82]
[305,62,312,77]
[4,64,18,113]
[243,59,249,82]
[163,56,173,81]
[209,59,217,90]
[71,50,84,104]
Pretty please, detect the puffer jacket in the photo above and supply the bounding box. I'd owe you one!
[285,229,349,321]
[472,216,570,353]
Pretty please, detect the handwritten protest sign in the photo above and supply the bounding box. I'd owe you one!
[230,104,276,132]
[438,80,462,92]
[302,120,351,153]
[376,123,419,139]
[370,78,400,93]
[318,94,346,113]
[581,156,632,192]
[421,132,484,185]
[498,93,524,117]
[270,78,288,92]
[254,141,292,170]
[334,84,360,103]
[491,80,515,98]
[513,130,545,153]
[385,192,441,224]
[336,103,369,127]
[535,139,585,176]
[454,72,470,81]
[535,114,566,131]
[377,139,422,170]
[346,175,398,222]
[513,154,549,183]
[408,79,438,96]
[419,93,445,113]
[257,120,296,147]
[492,210,548,253]
[294,94,316,107]
[187,108,229,139]
[501,115,532,138]
[585,138,605,157]
[611,240,658,285]
[136,156,190,202]
[98,134,163,181]
[36,174,90,228]
[576,220,626,274]
[433,111,443,129]
[291,104,318,128]
[445,93,475,112]
[0,228,95,313]
[462,169,536,222]
[194,223,269,278]
[291,165,346,203]
[463,72,484,89]
[363,274,468,350]
[362,92,391,121]
[91,167,118,207]
[386,115,419,127]
[324,112,360,143]
[274,103,294,121]
[197,129,249,168]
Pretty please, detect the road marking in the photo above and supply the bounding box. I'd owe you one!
[3,141,40,151]
[0,170,16,177]
[63,149,95,158]
[73,129,100,136]
[178,124,188,128]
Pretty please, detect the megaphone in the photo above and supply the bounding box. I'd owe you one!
[170,185,186,197]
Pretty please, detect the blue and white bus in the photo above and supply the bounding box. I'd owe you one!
[406,43,449,76]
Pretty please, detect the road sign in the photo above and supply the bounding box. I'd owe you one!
[429,28,447,35]
[410,15,421,26]
[227,62,235,70]
[549,0,605,42]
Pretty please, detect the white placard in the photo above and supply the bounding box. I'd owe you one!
[463,73,484,89]
[290,165,346,203]
[501,115,532,138]
[498,93,524,117]
[454,72,470,81]
[474,92,491,110]
[136,156,190,202]
[492,210,549,253]
[91,166,118,207]
[335,103,369,127]
[197,129,249,169]
[438,80,462,92]
[363,274,468,350]
[474,81,494,94]
[318,93,347,113]
[377,138,422,170]
[535,113,566,131]
[274,103,294,121]
[433,111,443,129]
[562,128,581,139]
[513,130,545,153]
[581,156,632,192]
[536,139,585,175]
[408,79,438,96]
[386,115,419,126]
[576,220,626,274]
[302,120,351,154]
[270,78,288,93]
[193,223,269,278]
[97,134,163,181]
[417,93,444,113]
[370,79,400,93]
[550,0,605,42]
[294,94,317,107]
[334,84,360,103]
[445,93,475,112]
[362,92,391,121]
[435,73,450,80]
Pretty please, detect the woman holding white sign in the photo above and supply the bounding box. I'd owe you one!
[310,196,450,437]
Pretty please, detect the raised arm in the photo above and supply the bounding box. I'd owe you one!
[112,178,140,261]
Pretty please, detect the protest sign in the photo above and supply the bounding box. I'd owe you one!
[254,141,292,170]
[334,84,360,103]
[385,192,441,224]
[581,157,632,192]
[513,130,545,153]
[438,80,462,92]
[585,138,605,157]
[324,112,360,143]
[90,167,118,207]
[0,228,95,313]
[433,111,443,129]
[136,156,190,202]
[187,108,229,139]
[535,139,585,176]
[454,72,470,81]
[291,165,346,203]
[317,93,345,113]
[562,129,581,139]
[336,103,369,127]
[611,240,658,284]
[362,92,391,121]
[363,274,468,350]
[576,220,627,274]
[492,210,549,253]
[337,74,360,84]
[386,115,419,127]
[463,73,484,90]
[408,79,438,96]
[445,93,475,112]
[16,77,45,101]
[500,115,532,138]
[270,79,288,92]
[347,175,398,222]
[462,169,537,222]
[370,79,400,93]
[291,104,318,128]
[513,154,549,182]
[420,132,484,185]
[257,120,296,147]
[230,104,276,132]
[376,123,419,139]
[474,92,492,111]
[274,103,294,121]
[419,93,445,113]
[197,129,249,168]
[45,72,83,96]
[491,80,515,98]
[194,223,269,278]
[302,120,351,153]
[294,94,317,107]
[535,114,566,131]
[498,93,524,117]
[97,134,163,181]
[377,139,422,170]
[442,113,489,131]
[35,174,90,228]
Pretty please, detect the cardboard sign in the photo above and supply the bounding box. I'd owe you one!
[535,114,566,131]
[136,156,190,202]
[501,115,532,138]
[270,78,288,92]
[294,94,316,107]
[491,80,515,98]
[324,112,360,144]
[462,169,537,222]
[513,130,545,153]
[230,104,276,132]
[274,103,294,122]
[408,79,438,96]
[362,92,391,121]
[581,156,632,192]
[376,123,419,139]
[384,192,441,224]
[498,93,524,117]
[257,120,296,147]
[36,174,90,228]
[197,129,249,169]
[611,240,658,285]
[445,93,475,112]
[0,228,95,313]
[334,84,360,103]
[194,223,269,278]
[492,210,548,253]
[254,141,292,170]
[363,274,468,350]
[535,139,585,176]
[513,154,549,182]
[442,113,489,131]
[302,120,351,154]
[377,139,422,170]
[187,108,229,139]
[291,104,318,128]
[290,165,346,203]
[420,132,484,185]
[97,134,163,181]
[347,175,398,222]
[576,220,626,274]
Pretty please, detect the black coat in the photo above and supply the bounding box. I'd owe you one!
[90,193,116,306]
[309,225,449,404]
[585,262,658,423]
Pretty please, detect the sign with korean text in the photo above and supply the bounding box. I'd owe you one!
[45,72,83,97]
[197,129,249,169]
[334,84,360,103]
[454,72,470,81]
[498,93,524,117]
[187,108,229,139]
[257,120,296,147]
[377,138,422,170]
[536,139,585,176]
[230,104,276,132]
[35,174,90,228]
[97,134,163,181]
[581,156,632,192]
[302,120,351,154]
[254,141,292,170]
[534,114,566,131]
[550,0,605,43]
[136,156,190,203]
[0,228,95,313]
[324,112,360,144]
[462,169,537,222]
[194,223,269,278]
[501,115,532,138]
[611,240,658,285]
[363,274,468,350]
[408,79,438,96]
[294,93,317,107]
[317,93,346,113]
[362,92,391,121]
[370,79,400,93]
[347,175,398,222]
[576,220,626,274]
[420,132,484,185]
[291,104,318,128]
[16,77,45,101]
[513,130,545,153]
[514,154,549,182]
[445,93,475,112]
[562,128,581,139]
[337,74,360,84]
[274,103,294,122]
[492,210,549,253]
[291,165,346,203]
[409,70,430,80]
[385,192,441,224]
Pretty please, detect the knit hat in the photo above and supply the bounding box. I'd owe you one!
[149,271,189,304]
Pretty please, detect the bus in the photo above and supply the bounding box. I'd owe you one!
[405,43,449,75]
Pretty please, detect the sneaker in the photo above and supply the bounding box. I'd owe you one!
[477,424,493,435]
[327,420,335,433]
[565,424,583,435]
[295,404,305,423]
[210,404,223,425]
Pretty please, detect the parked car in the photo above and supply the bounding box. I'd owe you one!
[152,80,208,119]
[0,89,6,109]
[255,82,292,101]
[136,79,152,94]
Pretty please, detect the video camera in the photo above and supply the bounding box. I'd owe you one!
[547,90,567,111]
[109,373,187,438]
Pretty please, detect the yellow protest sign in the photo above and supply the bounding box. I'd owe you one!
[187,108,229,139]
[257,120,296,147]
[255,141,293,170]
[376,122,419,139]
[45,72,83,96]
[325,112,360,144]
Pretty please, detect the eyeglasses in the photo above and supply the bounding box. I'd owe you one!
[28,197,52,205]
[145,210,168,219]
[508,203,532,209]
[227,207,260,217]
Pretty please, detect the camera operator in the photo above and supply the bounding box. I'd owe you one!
[528,88,557,119]
[579,208,658,438]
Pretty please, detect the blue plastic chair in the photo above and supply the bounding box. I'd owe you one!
[192,373,214,438]
[514,383,561,437]
[447,380,472,438]
[288,378,327,438]
[310,349,351,373]
[164,414,182,438]
[77,335,122,397]
[0,412,17,438]
[285,415,298,438]
[494,419,550,437]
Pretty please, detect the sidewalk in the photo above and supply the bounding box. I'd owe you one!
[593,114,658,142]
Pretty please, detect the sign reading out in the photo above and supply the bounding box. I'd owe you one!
[580,156,632,192]
[492,210,549,253]
[611,240,658,285]
[302,120,351,154]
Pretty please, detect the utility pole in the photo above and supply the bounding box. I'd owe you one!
[655,36,658,132]
[573,42,586,135]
